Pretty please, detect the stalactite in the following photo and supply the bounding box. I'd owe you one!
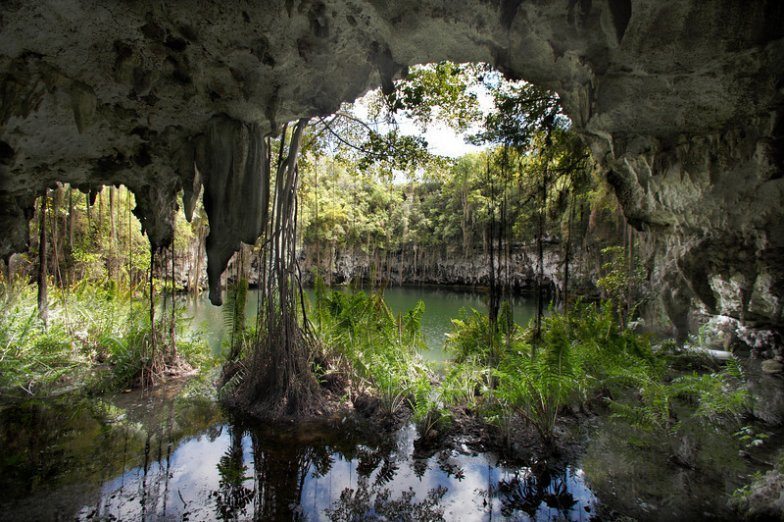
[196,114,268,305]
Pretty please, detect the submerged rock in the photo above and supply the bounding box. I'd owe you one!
[732,470,784,521]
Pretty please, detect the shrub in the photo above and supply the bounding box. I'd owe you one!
[311,288,433,420]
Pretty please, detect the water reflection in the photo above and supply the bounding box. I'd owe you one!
[185,286,538,360]
[0,389,596,521]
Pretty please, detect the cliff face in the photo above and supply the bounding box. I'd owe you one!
[297,244,577,293]
[0,1,782,345]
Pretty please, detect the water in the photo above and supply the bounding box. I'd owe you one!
[0,380,758,521]
[0,384,597,521]
[0,287,763,520]
[186,286,537,361]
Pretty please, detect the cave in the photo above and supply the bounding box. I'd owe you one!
[2,1,784,519]
[2,0,782,348]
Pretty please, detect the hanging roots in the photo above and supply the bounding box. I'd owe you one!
[223,119,323,418]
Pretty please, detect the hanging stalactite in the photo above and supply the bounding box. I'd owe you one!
[222,118,322,418]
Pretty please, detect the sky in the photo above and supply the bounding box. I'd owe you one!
[349,83,494,159]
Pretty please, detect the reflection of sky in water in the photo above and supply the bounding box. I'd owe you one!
[81,423,595,521]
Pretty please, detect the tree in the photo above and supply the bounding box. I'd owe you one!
[227,119,322,418]
[37,191,48,326]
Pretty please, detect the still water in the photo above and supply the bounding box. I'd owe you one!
[0,383,597,521]
[187,286,537,361]
[0,288,755,521]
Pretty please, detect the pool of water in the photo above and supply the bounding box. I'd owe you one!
[0,378,762,521]
[185,286,537,361]
[1,286,768,521]
[0,385,597,521]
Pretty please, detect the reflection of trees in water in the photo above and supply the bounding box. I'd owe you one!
[324,445,453,521]
[219,426,454,521]
[325,477,448,521]
[134,398,194,520]
[492,464,577,519]
[210,425,345,521]
[251,431,314,521]
[215,426,254,520]
[87,390,222,520]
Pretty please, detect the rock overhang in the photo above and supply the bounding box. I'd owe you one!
[0,0,782,335]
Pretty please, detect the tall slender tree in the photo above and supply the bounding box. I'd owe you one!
[37,191,48,326]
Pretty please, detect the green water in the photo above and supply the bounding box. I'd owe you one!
[186,286,537,361]
[0,289,770,520]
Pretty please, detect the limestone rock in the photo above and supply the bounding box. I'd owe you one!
[0,0,781,342]
[762,359,784,374]
[195,114,268,305]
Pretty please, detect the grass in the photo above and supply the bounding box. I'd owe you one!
[0,280,214,397]
[310,286,436,426]
[310,288,749,449]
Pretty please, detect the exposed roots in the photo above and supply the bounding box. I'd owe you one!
[137,336,196,390]
[234,323,324,418]
[220,119,326,420]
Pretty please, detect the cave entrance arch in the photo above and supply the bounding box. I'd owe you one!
[0,0,781,349]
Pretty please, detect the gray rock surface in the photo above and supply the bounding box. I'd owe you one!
[762,359,784,374]
[732,470,784,520]
[0,1,782,343]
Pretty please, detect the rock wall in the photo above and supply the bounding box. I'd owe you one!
[297,244,582,295]
[0,1,782,347]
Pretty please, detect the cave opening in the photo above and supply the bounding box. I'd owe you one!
[1,2,783,519]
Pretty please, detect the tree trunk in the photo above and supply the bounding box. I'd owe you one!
[563,189,575,314]
[150,247,156,347]
[98,188,104,236]
[487,159,500,331]
[85,191,91,232]
[50,185,62,287]
[37,193,48,326]
[534,163,548,348]
[314,164,320,280]
[68,186,75,284]
[169,219,177,356]
[127,189,133,289]
[109,186,117,281]
[67,185,74,249]
[234,119,321,418]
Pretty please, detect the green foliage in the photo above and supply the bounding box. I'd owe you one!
[471,76,563,149]
[734,426,769,450]
[374,61,481,130]
[0,284,96,393]
[356,130,431,172]
[401,299,426,349]
[445,309,499,365]
[411,375,452,437]
[444,301,663,446]
[312,289,433,420]
[0,281,213,396]
[299,65,601,285]
[492,308,587,444]
[597,246,647,325]
[223,279,250,361]
[104,307,156,390]
[610,359,750,433]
